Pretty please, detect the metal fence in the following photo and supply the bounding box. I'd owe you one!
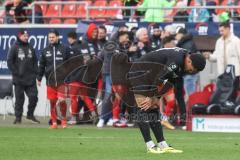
[1,1,240,24]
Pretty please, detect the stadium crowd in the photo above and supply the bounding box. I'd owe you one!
[1,0,240,24]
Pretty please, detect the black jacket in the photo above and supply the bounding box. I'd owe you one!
[177,34,197,53]
[65,41,85,83]
[81,36,100,59]
[150,35,161,50]
[129,42,154,62]
[7,39,38,86]
[135,47,188,112]
[37,42,70,86]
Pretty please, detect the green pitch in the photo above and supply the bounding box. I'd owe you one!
[0,125,240,160]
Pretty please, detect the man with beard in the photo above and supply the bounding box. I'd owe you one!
[150,24,162,50]
[7,29,39,124]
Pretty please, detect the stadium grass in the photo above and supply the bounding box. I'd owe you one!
[0,125,240,160]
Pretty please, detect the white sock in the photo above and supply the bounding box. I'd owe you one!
[146,141,155,149]
[158,141,169,149]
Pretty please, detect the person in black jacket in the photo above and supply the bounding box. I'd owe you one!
[80,23,99,59]
[149,24,162,50]
[132,28,153,61]
[112,47,206,154]
[66,31,97,125]
[37,29,69,129]
[7,29,39,124]
[176,27,199,98]
[97,25,108,51]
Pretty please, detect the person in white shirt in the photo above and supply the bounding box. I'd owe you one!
[203,21,240,100]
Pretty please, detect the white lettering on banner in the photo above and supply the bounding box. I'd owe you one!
[0,61,8,69]
[192,117,240,133]
[9,36,17,48]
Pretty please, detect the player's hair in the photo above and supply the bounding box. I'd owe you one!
[135,28,148,40]
[99,25,107,32]
[67,31,77,39]
[48,29,59,36]
[118,31,129,39]
[162,35,175,46]
[219,21,230,28]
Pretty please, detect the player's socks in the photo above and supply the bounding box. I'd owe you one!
[158,141,169,149]
[149,121,165,143]
[146,141,164,154]
[146,141,155,149]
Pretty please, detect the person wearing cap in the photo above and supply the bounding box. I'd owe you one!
[37,29,70,129]
[150,24,162,50]
[7,29,40,124]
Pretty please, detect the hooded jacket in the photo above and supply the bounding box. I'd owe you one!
[7,38,38,86]
[80,23,99,59]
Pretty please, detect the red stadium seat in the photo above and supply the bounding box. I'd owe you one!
[45,4,62,18]
[64,19,77,24]
[49,18,62,24]
[39,4,48,16]
[90,0,107,18]
[62,4,77,18]
[216,0,228,15]
[75,1,92,18]
[105,0,123,18]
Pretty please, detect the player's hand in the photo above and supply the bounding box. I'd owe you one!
[37,80,41,87]
[203,52,211,59]
[129,45,137,52]
[139,97,154,111]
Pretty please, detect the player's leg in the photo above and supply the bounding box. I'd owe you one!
[47,86,58,129]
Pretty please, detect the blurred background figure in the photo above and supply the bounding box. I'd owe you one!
[5,0,29,24]
[137,0,176,22]
[188,0,210,22]
[149,23,162,50]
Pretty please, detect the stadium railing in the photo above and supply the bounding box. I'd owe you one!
[1,1,240,24]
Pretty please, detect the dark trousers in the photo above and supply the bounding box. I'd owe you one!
[14,84,38,118]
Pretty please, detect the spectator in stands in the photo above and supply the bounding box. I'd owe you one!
[37,29,69,129]
[188,0,210,22]
[173,1,189,22]
[160,24,177,47]
[5,0,29,24]
[206,0,217,22]
[149,23,162,50]
[98,25,108,50]
[203,21,240,101]
[176,27,198,96]
[7,29,40,124]
[137,0,176,22]
[25,0,44,24]
[123,0,143,21]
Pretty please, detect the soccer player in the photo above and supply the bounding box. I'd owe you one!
[112,47,206,154]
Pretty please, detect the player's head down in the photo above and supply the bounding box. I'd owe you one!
[184,53,206,74]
